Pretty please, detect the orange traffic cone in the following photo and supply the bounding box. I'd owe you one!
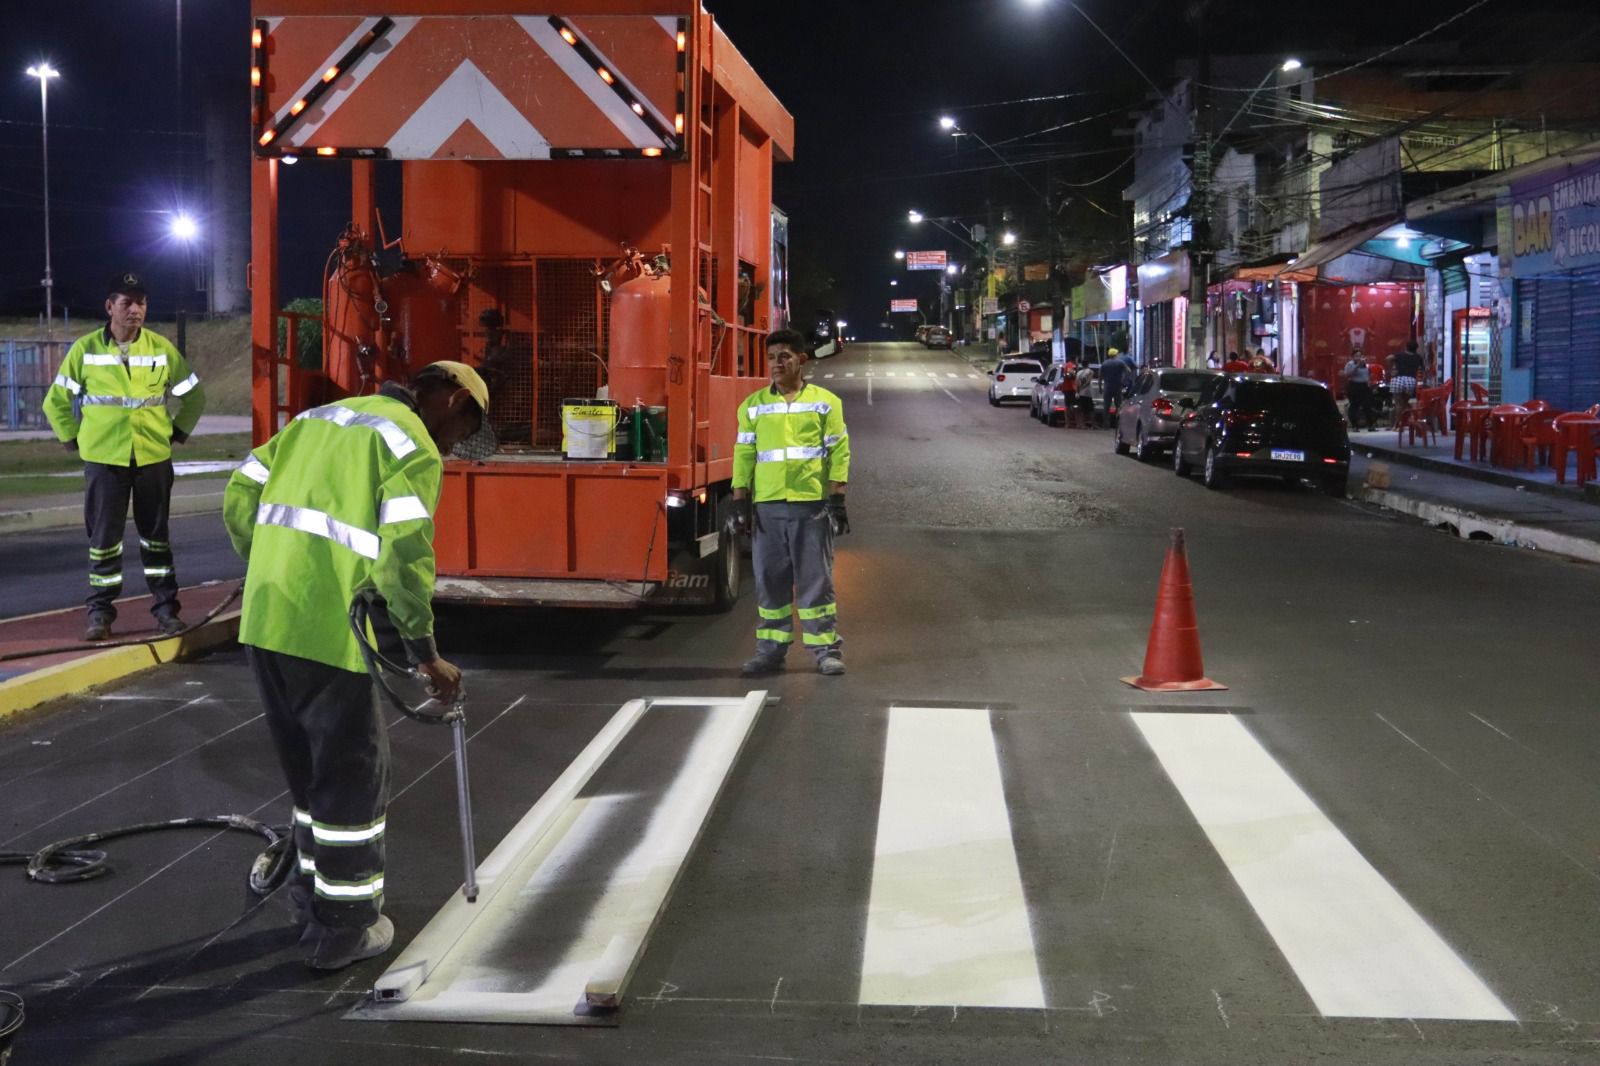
[1121,528,1227,692]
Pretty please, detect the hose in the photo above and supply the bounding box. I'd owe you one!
[348,596,462,723]
[0,580,246,663]
[0,814,292,895]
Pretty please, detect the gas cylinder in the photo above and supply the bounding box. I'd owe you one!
[383,257,464,374]
[323,227,382,396]
[607,271,671,408]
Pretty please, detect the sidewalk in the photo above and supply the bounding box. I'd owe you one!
[0,476,229,534]
[0,582,242,719]
[0,413,250,442]
[1349,430,1600,565]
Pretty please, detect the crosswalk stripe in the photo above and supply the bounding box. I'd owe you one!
[946,373,957,378]
[846,373,856,378]
[1132,713,1513,1021]
[926,372,937,377]
[824,373,834,379]
[886,372,897,377]
[968,373,980,379]
[860,706,1044,1009]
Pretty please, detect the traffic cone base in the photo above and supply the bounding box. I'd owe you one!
[1120,673,1228,692]
[1123,528,1225,693]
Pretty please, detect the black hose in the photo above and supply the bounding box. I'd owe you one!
[349,596,461,725]
[0,580,246,663]
[0,814,292,895]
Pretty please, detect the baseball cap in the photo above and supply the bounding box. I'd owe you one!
[1107,347,1120,356]
[109,271,148,298]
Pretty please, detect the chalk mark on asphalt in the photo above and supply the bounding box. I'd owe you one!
[1097,828,1118,903]
[1376,712,1600,886]
[1212,989,1231,1029]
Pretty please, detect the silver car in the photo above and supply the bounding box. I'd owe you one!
[1115,367,1223,460]
[987,359,1043,405]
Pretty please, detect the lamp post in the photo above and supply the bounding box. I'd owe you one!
[170,211,200,355]
[26,62,60,339]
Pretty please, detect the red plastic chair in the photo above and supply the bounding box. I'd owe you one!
[1552,412,1600,484]
[1487,404,1531,467]
[1525,399,1554,414]
[1520,410,1562,470]
[1469,382,1491,402]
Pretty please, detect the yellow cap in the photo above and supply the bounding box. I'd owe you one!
[1107,347,1120,356]
[424,360,489,413]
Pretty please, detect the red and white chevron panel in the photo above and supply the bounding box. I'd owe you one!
[259,14,682,159]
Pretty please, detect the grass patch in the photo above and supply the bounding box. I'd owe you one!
[0,468,233,502]
[0,432,254,477]
[0,315,254,416]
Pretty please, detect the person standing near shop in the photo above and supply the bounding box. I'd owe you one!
[43,272,206,641]
[223,361,488,971]
[732,329,850,677]
[1387,339,1425,427]
[1100,348,1133,426]
[1342,348,1374,429]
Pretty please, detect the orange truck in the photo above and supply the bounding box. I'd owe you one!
[249,1,793,608]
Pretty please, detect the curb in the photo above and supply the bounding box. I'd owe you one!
[1358,486,1600,565]
[0,610,240,721]
[1357,440,1600,508]
[0,489,224,535]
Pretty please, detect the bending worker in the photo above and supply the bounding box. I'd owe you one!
[43,272,206,641]
[732,328,850,677]
[223,361,488,971]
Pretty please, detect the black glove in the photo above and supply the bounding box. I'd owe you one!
[731,496,757,536]
[63,439,78,452]
[826,493,850,536]
[170,428,190,445]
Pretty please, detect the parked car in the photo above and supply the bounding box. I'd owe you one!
[924,325,955,349]
[1172,374,1351,496]
[1029,364,1075,425]
[1116,367,1223,461]
[914,324,932,345]
[987,358,1043,406]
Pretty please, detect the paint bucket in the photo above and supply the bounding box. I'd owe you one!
[560,399,619,461]
[0,990,24,1065]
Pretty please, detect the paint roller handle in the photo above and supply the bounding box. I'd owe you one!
[451,715,480,903]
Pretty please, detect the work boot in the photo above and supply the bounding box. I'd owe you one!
[816,656,846,676]
[741,653,786,677]
[303,915,395,971]
[155,613,186,637]
[286,881,314,928]
[84,617,112,642]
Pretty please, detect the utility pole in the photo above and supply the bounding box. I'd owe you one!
[1186,1,1214,370]
[26,64,60,340]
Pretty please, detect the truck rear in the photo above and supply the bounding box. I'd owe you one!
[249,2,794,608]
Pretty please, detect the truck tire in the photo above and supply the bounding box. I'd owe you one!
[711,496,741,611]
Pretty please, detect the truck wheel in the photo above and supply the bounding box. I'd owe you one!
[711,497,741,611]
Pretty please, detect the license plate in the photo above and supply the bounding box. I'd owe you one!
[1271,448,1305,462]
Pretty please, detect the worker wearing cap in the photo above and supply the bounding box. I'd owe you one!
[731,328,850,677]
[223,361,489,971]
[1100,347,1133,425]
[43,272,206,641]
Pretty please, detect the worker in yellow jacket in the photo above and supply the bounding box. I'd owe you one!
[43,273,206,641]
[731,328,850,677]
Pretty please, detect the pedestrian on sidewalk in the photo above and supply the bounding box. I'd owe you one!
[1224,351,1252,372]
[1075,361,1096,427]
[1342,349,1374,429]
[223,361,488,971]
[1100,348,1133,426]
[732,329,850,677]
[1249,347,1276,372]
[42,273,207,641]
[1387,340,1425,427]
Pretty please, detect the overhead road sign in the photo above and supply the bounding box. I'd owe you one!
[905,251,947,271]
[890,299,919,313]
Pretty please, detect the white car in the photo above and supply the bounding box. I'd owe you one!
[987,359,1043,406]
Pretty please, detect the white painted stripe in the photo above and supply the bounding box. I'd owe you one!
[926,371,938,377]
[968,373,980,379]
[272,17,383,127]
[518,17,661,149]
[1131,713,1513,1021]
[284,18,421,146]
[385,59,550,159]
[824,373,834,379]
[845,372,855,378]
[653,15,678,42]
[947,373,958,378]
[860,706,1044,1008]
[886,371,897,377]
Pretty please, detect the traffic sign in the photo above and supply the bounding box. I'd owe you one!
[890,299,919,313]
[905,251,947,271]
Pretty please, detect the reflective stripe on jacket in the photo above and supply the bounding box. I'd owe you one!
[43,327,205,466]
[732,382,850,503]
[223,391,442,674]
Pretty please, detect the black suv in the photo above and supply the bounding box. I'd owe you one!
[1173,374,1351,496]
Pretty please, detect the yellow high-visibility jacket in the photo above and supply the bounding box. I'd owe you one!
[43,327,205,466]
[732,382,850,502]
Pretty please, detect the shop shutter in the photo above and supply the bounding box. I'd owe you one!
[1531,277,1572,408]
[1568,272,1600,409]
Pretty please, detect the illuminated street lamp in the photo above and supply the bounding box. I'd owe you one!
[894,250,906,260]
[907,210,924,224]
[26,62,60,337]
[1002,231,1018,246]
[938,115,956,131]
[890,280,899,286]
[946,264,959,275]
[170,212,199,242]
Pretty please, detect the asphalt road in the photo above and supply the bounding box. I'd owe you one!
[5,341,1600,1064]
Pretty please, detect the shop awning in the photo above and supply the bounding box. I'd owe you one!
[1282,220,1395,274]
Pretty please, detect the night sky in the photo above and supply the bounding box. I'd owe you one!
[0,0,1590,332]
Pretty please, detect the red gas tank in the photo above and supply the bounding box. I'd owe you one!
[607,271,671,408]
[383,258,465,376]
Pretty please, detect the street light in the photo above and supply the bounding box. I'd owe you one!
[907,210,924,224]
[890,280,899,286]
[1281,58,1303,73]
[894,250,906,260]
[26,62,60,338]
[1002,231,1018,246]
[938,115,956,131]
[946,264,959,275]
[170,212,199,242]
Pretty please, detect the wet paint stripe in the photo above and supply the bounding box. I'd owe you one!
[1131,712,1513,1021]
[859,706,1044,1008]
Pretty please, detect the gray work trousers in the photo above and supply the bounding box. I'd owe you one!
[752,500,841,661]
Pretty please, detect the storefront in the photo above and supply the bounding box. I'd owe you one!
[1507,154,1600,411]
[1136,250,1189,367]
[1074,265,1130,363]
